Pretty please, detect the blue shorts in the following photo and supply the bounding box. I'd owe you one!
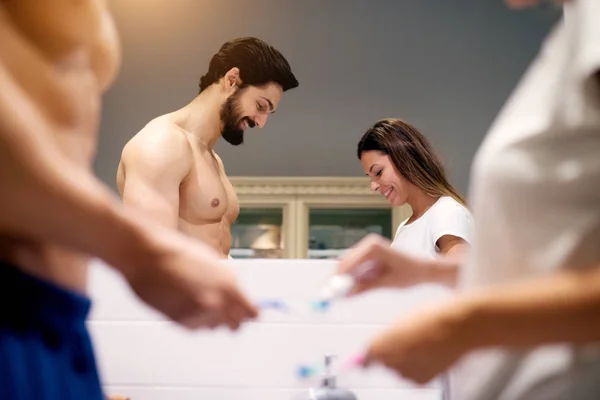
[0,261,104,400]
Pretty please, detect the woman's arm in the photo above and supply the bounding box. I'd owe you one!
[461,264,600,348]
[422,235,469,287]
[363,262,600,385]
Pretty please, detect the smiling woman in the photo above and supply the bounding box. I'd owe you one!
[349,117,473,287]
[331,118,474,398]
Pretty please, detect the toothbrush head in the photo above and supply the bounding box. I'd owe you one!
[351,354,366,365]
[343,353,366,368]
[309,299,331,313]
[256,298,291,312]
[296,364,321,379]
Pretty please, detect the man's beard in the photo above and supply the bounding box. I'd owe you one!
[220,88,255,146]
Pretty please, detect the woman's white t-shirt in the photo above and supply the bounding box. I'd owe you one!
[391,196,473,259]
[455,0,600,399]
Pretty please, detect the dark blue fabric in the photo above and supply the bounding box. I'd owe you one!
[0,261,104,400]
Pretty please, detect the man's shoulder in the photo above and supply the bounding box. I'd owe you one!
[122,116,192,167]
[132,115,190,147]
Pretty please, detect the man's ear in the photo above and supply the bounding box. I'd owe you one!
[223,67,241,90]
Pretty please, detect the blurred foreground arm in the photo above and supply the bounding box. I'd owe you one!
[458,263,600,349]
[364,263,600,384]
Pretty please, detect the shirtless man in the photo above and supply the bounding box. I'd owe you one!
[117,37,299,257]
[0,2,257,399]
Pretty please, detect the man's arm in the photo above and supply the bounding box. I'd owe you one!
[459,264,600,349]
[120,130,191,230]
[0,6,160,277]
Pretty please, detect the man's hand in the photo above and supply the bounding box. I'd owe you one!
[125,229,259,331]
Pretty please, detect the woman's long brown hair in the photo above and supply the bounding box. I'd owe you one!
[357,118,466,206]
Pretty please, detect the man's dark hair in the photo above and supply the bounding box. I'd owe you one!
[198,37,299,93]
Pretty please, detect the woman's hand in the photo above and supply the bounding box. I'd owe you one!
[363,300,472,384]
[335,234,430,295]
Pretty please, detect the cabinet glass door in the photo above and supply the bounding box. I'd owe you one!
[230,207,284,259]
[307,208,393,259]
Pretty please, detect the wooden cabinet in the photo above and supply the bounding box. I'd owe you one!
[229,177,411,259]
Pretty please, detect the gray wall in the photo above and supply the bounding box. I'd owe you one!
[97,0,558,195]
